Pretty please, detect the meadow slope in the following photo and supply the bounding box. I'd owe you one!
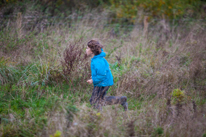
[0,8,206,137]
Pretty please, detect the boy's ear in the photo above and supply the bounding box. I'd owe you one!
[100,44,104,49]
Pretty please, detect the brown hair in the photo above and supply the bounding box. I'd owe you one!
[87,40,104,55]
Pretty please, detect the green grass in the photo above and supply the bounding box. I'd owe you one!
[0,9,206,136]
[0,82,88,136]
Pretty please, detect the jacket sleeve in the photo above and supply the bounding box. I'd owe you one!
[91,61,107,85]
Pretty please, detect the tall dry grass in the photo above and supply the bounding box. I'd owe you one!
[0,7,206,137]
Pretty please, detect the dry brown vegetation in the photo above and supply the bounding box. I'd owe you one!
[0,5,206,137]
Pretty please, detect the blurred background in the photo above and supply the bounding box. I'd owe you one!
[0,0,206,137]
[1,0,206,31]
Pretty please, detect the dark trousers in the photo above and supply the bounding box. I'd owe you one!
[89,86,127,110]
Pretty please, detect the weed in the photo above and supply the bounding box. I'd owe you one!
[152,127,164,137]
[50,130,62,137]
[171,88,185,104]
[0,3,206,136]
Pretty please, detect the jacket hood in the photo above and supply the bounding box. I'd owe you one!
[92,49,106,59]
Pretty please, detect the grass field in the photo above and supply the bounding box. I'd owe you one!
[0,9,206,136]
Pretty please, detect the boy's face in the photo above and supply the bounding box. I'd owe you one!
[86,46,93,56]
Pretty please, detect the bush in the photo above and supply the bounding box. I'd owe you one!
[109,0,204,23]
[61,41,90,86]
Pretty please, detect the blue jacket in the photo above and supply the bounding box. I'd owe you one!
[91,49,114,87]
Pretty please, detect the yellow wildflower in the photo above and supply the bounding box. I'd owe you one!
[96,112,101,116]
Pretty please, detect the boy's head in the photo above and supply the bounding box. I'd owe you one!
[86,40,103,56]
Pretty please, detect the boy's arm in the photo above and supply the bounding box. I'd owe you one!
[91,62,107,85]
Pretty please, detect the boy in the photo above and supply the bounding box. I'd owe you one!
[86,40,128,111]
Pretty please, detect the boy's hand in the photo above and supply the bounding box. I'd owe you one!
[87,79,93,84]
